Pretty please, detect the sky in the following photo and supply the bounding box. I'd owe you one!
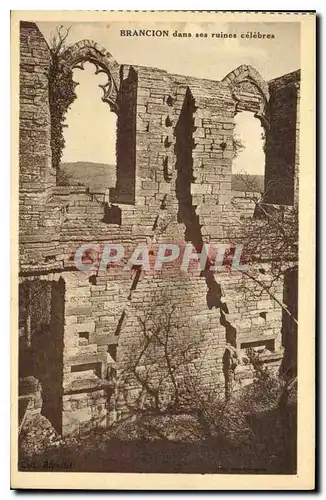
[232,112,265,176]
[37,21,300,169]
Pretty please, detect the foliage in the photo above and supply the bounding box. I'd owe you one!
[19,367,296,473]
[56,166,73,186]
[19,290,296,473]
[228,172,298,325]
[118,289,204,416]
[116,291,296,462]
[232,134,245,158]
[48,26,76,176]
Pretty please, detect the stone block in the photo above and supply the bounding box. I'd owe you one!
[258,300,272,310]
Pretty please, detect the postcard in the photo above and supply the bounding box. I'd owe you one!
[11,10,315,490]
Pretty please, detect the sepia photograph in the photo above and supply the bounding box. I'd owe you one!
[11,10,315,490]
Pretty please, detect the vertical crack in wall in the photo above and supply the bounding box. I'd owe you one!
[174,88,239,399]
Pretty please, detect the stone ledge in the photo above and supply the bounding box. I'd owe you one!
[63,370,110,394]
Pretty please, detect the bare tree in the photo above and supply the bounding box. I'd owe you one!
[228,172,298,326]
[118,290,204,416]
[49,25,71,57]
[114,290,291,448]
[232,134,245,159]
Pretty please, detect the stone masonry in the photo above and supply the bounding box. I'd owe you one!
[18,22,300,436]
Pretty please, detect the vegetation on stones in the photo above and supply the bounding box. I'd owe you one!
[48,26,76,182]
[55,166,73,186]
[19,291,297,473]
[229,172,298,322]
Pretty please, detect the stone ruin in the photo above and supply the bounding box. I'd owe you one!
[18,22,299,435]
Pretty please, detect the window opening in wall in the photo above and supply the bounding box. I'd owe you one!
[57,62,117,193]
[71,362,101,378]
[231,111,266,193]
[78,332,89,345]
[241,338,275,352]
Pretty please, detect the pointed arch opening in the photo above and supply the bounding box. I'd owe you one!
[58,61,117,192]
[223,65,269,194]
[49,40,120,192]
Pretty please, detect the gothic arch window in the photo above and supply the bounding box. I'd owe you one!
[222,64,270,128]
[51,40,120,188]
[61,40,120,113]
[51,39,137,204]
[224,65,298,205]
[59,61,118,189]
[223,65,269,192]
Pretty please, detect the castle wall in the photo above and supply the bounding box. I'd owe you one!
[265,71,300,205]
[18,22,298,436]
[19,22,53,193]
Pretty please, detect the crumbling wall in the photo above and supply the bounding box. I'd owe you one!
[19,21,54,253]
[19,278,64,433]
[19,22,53,192]
[19,21,66,279]
[18,22,299,435]
[265,71,300,205]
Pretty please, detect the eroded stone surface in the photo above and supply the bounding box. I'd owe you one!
[18,22,299,435]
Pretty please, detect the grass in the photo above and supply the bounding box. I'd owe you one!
[59,161,116,192]
[60,162,264,194]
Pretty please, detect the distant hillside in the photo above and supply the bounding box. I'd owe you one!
[231,174,264,192]
[59,162,116,192]
[59,162,264,194]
